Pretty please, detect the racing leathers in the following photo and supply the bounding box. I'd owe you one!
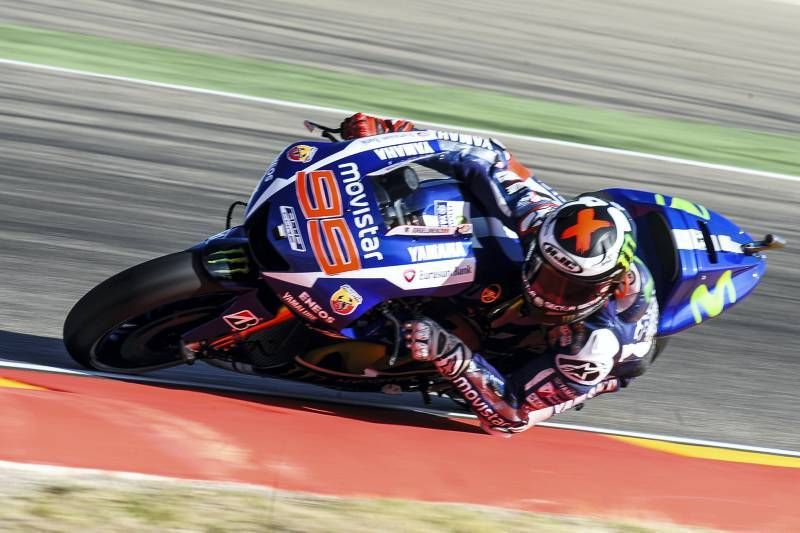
[343,114,659,435]
[406,268,658,434]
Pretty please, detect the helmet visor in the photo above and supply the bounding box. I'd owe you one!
[525,261,613,316]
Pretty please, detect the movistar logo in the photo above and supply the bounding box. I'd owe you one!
[206,247,250,276]
[690,270,736,324]
[617,233,636,270]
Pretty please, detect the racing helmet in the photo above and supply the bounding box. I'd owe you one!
[521,196,636,325]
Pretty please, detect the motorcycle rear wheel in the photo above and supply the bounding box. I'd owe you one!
[63,250,235,373]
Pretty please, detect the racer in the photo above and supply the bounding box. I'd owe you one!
[340,113,659,435]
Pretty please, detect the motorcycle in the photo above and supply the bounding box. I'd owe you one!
[63,122,785,400]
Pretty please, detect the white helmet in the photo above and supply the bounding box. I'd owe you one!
[522,196,636,324]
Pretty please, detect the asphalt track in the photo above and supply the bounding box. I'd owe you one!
[1,1,799,452]
[4,0,799,134]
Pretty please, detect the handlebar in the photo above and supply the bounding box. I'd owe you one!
[304,120,342,142]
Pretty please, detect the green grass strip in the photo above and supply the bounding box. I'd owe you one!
[0,469,720,532]
[1,24,798,176]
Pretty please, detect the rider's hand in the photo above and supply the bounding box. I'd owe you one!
[404,319,438,361]
[404,318,474,378]
[403,318,463,362]
[340,113,415,140]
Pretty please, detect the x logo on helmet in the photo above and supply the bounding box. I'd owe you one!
[560,208,612,254]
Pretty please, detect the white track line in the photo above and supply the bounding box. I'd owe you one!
[3,58,799,183]
[4,359,799,457]
[0,360,88,375]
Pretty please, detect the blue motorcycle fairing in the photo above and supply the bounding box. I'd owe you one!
[245,131,481,332]
[229,130,768,339]
[600,188,766,336]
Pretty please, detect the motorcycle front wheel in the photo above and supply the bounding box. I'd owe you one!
[63,250,235,373]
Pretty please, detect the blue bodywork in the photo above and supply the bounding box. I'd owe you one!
[205,131,765,339]
[603,188,765,335]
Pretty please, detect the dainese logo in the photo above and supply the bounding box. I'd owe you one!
[330,284,363,316]
[287,144,318,163]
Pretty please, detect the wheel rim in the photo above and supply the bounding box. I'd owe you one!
[90,294,234,373]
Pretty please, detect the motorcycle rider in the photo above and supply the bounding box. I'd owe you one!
[341,113,659,435]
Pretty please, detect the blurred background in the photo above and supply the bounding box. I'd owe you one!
[0,1,799,528]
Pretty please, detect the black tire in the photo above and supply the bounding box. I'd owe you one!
[63,250,234,372]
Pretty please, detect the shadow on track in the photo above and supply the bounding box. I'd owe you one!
[0,329,482,435]
[141,383,485,435]
[0,330,78,369]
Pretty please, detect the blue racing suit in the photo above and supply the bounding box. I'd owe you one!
[411,133,659,434]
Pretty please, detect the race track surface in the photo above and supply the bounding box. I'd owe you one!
[2,368,799,532]
[1,1,799,450]
[4,0,799,133]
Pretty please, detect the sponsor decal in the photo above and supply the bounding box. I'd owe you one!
[452,376,513,428]
[542,242,582,273]
[529,290,577,313]
[551,379,619,414]
[525,395,549,411]
[504,182,529,195]
[480,284,502,304]
[261,158,279,183]
[553,376,581,400]
[535,381,558,399]
[672,229,743,254]
[373,141,435,161]
[689,269,736,324]
[330,284,363,316]
[356,130,431,145]
[385,224,473,237]
[262,258,475,291]
[295,163,383,275]
[617,233,637,270]
[339,162,383,262]
[528,285,604,313]
[556,358,605,384]
[633,298,659,343]
[555,341,614,386]
[223,310,261,331]
[287,144,317,163]
[433,348,470,379]
[408,242,469,262]
[280,291,335,324]
[548,323,586,351]
[654,193,710,220]
[400,263,473,285]
[434,200,470,228]
[279,205,306,252]
[417,263,473,282]
[206,247,250,279]
[434,130,493,149]
[496,170,523,184]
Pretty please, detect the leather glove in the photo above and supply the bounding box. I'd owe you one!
[340,112,415,140]
[404,318,472,379]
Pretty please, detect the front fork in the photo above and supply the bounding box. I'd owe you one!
[180,291,294,362]
[179,227,291,364]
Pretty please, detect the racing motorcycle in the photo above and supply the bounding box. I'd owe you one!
[63,122,785,399]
